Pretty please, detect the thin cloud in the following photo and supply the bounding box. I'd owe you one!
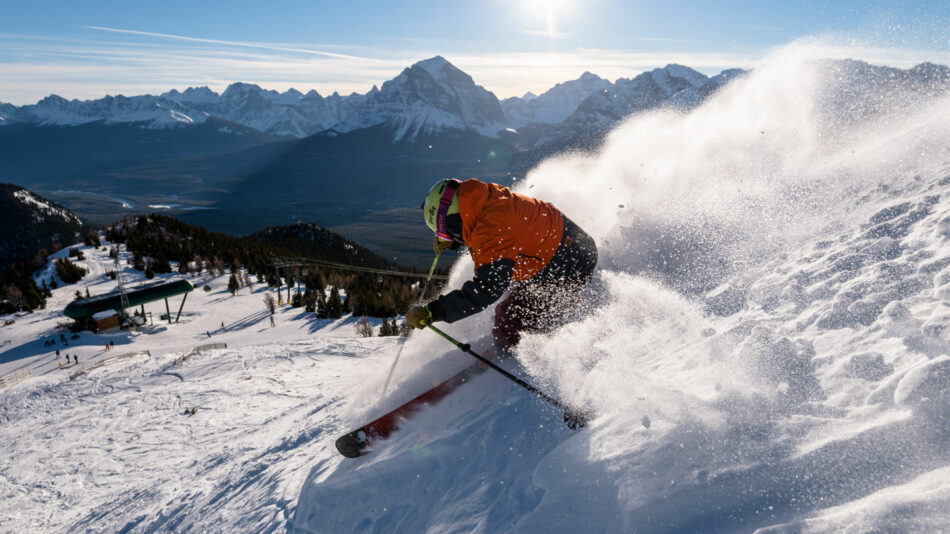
[86,26,396,64]
[631,36,703,44]
[525,29,573,40]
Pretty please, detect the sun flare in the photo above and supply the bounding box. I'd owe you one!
[521,0,577,39]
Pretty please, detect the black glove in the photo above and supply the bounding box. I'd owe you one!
[406,305,433,329]
[433,236,461,255]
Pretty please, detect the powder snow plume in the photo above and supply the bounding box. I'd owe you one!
[298,41,950,533]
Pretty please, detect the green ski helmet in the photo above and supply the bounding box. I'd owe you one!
[422,179,461,241]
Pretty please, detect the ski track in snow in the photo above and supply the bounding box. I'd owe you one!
[3,41,950,534]
[0,341,379,533]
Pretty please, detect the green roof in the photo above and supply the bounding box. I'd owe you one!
[64,279,194,320]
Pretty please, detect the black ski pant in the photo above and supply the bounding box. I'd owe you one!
[492,217,597,350]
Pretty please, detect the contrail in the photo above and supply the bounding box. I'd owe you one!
[86,25,397,64]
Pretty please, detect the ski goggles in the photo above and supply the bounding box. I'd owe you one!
[435,179,460,242]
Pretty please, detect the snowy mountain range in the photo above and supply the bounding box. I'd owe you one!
[6,56,946,150]
[0,57,732,146]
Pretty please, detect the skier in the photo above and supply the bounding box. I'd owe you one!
[407,178,597,349]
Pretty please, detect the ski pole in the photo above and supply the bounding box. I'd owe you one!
[380,253,441,397]
[422,322,589,428]
[417,253,441,303]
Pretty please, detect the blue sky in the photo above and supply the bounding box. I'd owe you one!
[2,0,948,104]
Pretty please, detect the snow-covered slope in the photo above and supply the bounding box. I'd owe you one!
[535,64,712,148]
[347,56,508,141]
[501,71,611,126]
[4,94,209,128]
[1,241,397,532]
[290,47,950,533]
[0,184,86,264]
[10,188,83,227]
[167,83,343,138]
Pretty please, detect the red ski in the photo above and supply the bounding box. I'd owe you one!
[335,362,486,458]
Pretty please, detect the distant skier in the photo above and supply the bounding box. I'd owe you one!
[74,355,78,364]
[407,179,597,349]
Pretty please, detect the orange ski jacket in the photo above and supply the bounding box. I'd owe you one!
[457,179,564,281]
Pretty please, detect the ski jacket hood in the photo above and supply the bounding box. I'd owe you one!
[457,179,564,282]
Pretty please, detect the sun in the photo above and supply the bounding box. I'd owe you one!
[520,0,577,40]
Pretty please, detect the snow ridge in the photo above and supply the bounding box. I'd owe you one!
[0,59,732,143]
[13,189,83,225]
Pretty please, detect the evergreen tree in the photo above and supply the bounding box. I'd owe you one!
[228,273,240,295]
[24,283,43,311]
[55,258,87,284]
[304,270,325,293]
[131,250,145,270]
[328,287,343,319]
[144,261,155,279]
[154,255,172,274]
